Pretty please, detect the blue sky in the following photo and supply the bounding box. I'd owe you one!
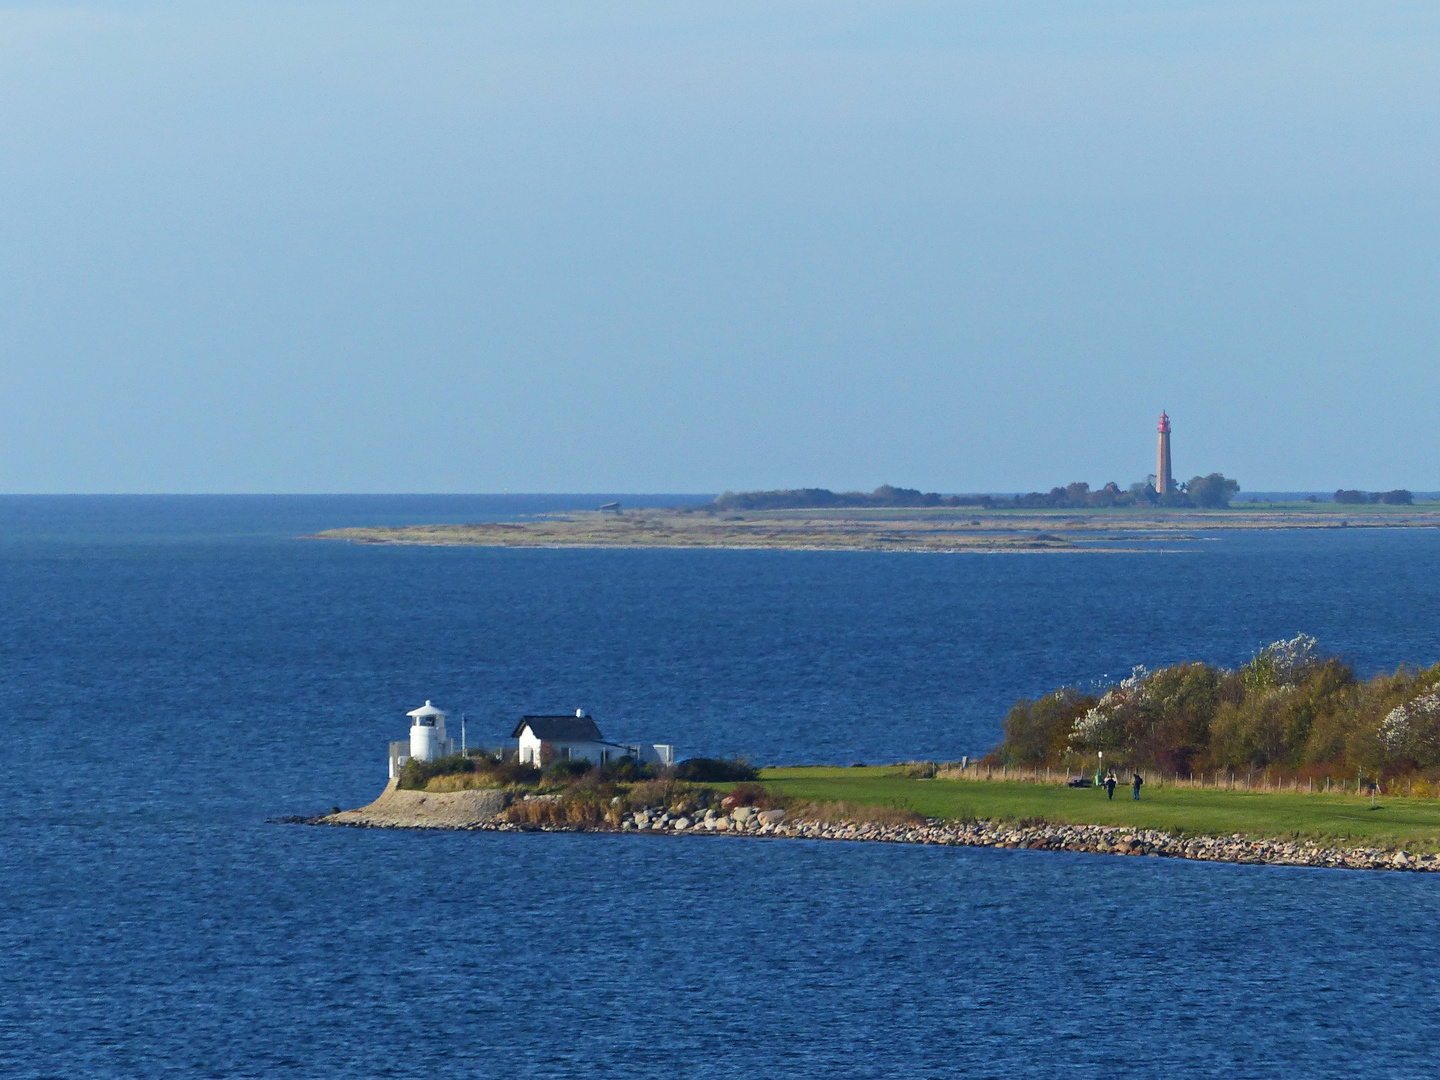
[0,2,1435,493]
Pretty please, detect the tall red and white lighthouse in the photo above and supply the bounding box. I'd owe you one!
[1155,412,1173,495]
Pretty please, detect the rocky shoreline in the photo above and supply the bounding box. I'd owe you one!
[316,800,1438,873]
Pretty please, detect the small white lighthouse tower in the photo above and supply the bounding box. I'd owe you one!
[407,700,453,763]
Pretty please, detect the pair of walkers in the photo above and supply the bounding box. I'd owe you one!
[1102,771,1143,801]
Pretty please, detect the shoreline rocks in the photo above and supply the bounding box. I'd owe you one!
[313,798,1438,873]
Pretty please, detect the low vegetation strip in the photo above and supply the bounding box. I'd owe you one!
[310,512,1082,552]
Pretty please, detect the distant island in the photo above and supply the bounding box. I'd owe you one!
[310,492,1440,554]
[311,511,1086,553]
[309,413,1434,553]
[307,407,1433,553]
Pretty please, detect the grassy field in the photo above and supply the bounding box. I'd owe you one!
[758,767,1440,849]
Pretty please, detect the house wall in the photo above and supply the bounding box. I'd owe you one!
[517,729,543,764]
[515,727,675,767]
[389,741,410,778]
[519,737,630,766]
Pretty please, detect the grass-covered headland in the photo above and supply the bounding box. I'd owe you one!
[760,766,1440,852]
[355,756,1440,867]
[361,636,1440,864]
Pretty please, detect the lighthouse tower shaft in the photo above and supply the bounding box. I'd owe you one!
[1155,412,1173,496]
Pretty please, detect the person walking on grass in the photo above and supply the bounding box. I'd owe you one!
[1132,771,1144,801]
[1104,772,1117,800]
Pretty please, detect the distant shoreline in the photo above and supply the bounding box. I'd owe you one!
[308,503,1440,553]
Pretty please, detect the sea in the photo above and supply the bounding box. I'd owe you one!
[2,495,1438,1078]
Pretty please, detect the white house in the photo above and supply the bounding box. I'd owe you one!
[513,710,674,768]
[389,699,456,778]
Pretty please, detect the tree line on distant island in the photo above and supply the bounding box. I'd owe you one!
[994,635,1440,788]
[1333,489,1413,504]
[707,475,1241,512]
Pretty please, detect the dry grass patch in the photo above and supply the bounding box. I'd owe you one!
[424,773,506,792]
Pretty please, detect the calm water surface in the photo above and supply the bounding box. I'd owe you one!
[1,496,1438,1078]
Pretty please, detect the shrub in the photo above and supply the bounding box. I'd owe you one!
[721,782,777,809]
[398,753,474,790]
[673,758,759,782]
[544,758,592,782]
[599,756,645,783]
[993,639,1440,777]
[504,791,621,827]
[487,759,542,786]
[1002,689,1095,764]
[1185,474,1240,508]
[405,754,539,791]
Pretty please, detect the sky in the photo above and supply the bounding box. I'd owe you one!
[0,1,1435,494]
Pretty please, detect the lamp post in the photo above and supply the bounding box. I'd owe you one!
[1096,750,1104,788]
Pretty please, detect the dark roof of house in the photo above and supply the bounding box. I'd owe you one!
[511,715,604,742]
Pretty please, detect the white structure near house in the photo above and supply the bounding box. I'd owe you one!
[513,710,674,768]
[388,700,456,778]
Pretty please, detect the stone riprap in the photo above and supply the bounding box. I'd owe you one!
[618,810,1438,870]
[316,796,1439,872]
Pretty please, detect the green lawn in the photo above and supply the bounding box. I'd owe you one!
[758,766,1440,849]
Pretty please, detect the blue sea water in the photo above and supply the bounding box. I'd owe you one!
[2,496,1439,1078]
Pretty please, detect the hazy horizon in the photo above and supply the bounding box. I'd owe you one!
[1,3,1435,494]
[0,488,1432,501]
